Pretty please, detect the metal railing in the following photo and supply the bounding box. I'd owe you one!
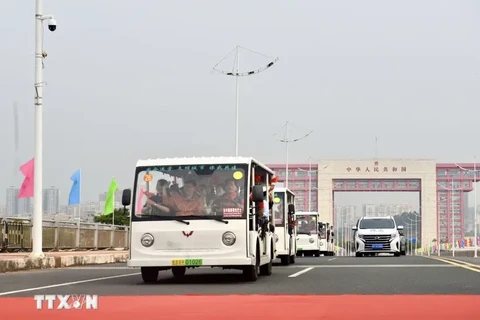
[0,218,130,252]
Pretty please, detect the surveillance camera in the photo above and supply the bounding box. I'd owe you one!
[48,18,57,32]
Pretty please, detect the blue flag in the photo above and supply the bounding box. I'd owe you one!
[68,169,81,205]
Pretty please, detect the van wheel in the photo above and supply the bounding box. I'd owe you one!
[280,255,290,266]
[401,250,406,255]
[141,267,159,283]
[355,252,362,257]
[172,267,186,279]
[394,252,401,257]
[289,254,296,264]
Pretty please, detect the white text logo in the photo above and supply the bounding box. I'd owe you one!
[34,295,98,310]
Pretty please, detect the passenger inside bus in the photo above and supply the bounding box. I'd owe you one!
[142,179,172,215]
[162,180,205,216]
[210,179,244,214]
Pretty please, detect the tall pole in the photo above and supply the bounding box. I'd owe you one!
[213,46,278,157]
[32,0,44,258]
[234,47,240,157]
[474,157,478,258]
[308,157,312,212]
[414,214,418,255]
[285,122,289,189]
[451,179,455,257]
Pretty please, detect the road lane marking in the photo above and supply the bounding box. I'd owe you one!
[328,258,337,261]
[432,257,480,274]
[286,264,454,268]
[0,272,141,296]
[437,258,480,269]
[288,267,314,277]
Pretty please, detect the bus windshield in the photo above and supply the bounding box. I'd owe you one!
[273,192,285,226]
[132,164,248,221]
[295,214,318,235]
[318,222,327,239]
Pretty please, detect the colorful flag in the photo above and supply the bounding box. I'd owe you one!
[136,188,145,214]
[104,178,118,215]
[18,158,34,199]
[68,169,81,205]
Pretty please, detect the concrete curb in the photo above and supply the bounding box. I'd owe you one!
[0,253,128,273]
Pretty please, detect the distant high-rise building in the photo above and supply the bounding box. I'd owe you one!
[5,187,33,217]
[43,187,60,214]
[363,204,377,217]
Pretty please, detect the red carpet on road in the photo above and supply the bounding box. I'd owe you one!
[1,295,479,319]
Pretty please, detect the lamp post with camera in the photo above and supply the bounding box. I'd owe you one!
[32,0,57,258]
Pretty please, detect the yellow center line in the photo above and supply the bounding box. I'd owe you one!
[426,256,480,273]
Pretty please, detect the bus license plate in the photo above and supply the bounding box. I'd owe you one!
[297,248,303,251]
[171,259,203,266]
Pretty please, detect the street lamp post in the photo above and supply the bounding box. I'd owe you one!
[297,160,328,212]
[213,46,278,156]
[455,160,478,258]
[32,0,57,259]
[273,122,313,189]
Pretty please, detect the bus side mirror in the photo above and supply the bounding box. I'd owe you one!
[252,185,264,202]
[122,189,132,206]
[288,204,295,214]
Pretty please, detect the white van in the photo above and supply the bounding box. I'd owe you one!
[122,157,277,282]
[352,216,404,257]
[272,187,297,265]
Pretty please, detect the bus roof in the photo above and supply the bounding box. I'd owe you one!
[295,211,319,215]
[274,187,295,195]
[136,157,274,174]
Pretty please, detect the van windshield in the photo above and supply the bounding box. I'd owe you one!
[132,164,248,221]
[295,214,318,235]
[359,218,395,229]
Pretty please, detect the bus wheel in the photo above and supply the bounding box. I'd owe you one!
[141,267,159,283]
[280,255,290,266]
[172,267,186,279]
[289,254,296,264]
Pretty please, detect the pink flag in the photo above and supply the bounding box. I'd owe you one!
[136,188,145,214]
[18,158,34,199]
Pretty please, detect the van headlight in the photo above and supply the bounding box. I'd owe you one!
[357,234,364,239]
[309,238,314,243]
[140,233,154,247]
[222,231,236,246]
[391,233,398,239]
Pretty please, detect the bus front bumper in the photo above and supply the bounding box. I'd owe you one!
[128,257,254,268]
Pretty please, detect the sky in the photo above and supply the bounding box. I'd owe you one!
[0,0,479,206]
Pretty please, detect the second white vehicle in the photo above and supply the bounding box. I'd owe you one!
[352,216,404,257]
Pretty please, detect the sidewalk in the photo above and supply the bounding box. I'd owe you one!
[0,250,128,273]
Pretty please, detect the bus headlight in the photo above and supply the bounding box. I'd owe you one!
[222,232,236,246]
[309,238,314,243]
[140,233,154,247]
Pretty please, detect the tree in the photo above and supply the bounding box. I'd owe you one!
[93,208,130,226]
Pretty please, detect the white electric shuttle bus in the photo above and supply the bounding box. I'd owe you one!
[318,221,335,256]
[295,211,322,257]
[122,157,277,283]
[272,187,297,265]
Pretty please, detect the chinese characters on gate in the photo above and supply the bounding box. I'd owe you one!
[346,166,407,173]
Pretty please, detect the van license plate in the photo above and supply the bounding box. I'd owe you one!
[171,259,203,266]
[372,244,383,249]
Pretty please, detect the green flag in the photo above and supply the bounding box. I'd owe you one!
[104,178,118,215]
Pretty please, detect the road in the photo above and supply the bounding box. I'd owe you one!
[0,255,479,319]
